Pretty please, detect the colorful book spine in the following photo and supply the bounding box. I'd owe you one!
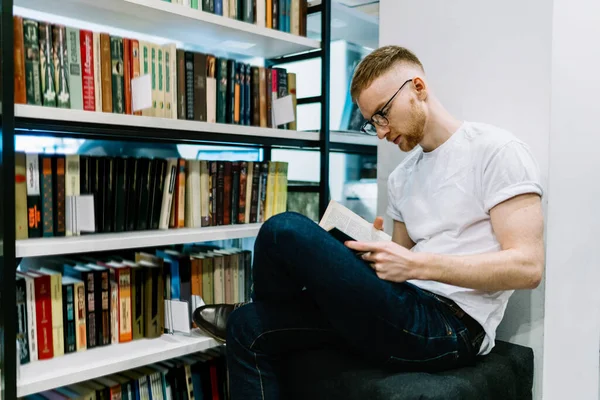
[80,30,96,111]
[23,19,42,105]
[66,27,83,109]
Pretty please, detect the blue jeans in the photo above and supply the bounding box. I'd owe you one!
[226,212,481,399]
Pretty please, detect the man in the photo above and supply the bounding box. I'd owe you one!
[193,45,544,399]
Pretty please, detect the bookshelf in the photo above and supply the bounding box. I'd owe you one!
[17,331,219,397]
[16,224,262,257]
[15,0,321,58]
[0,0,374,398]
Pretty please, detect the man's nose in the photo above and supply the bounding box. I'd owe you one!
[377,125,390,140]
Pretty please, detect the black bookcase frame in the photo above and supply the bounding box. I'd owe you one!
[0,1,375,398]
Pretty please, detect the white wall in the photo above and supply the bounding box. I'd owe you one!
[378,1,552,398]
[542,0,600,398]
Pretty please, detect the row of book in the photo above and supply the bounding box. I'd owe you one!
[17,245,252,364]
[14,17,298,129]
[165,0,308,36]
[23,347,228,399]
[15,152,289,240]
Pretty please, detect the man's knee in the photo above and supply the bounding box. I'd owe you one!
[258,212,313,244]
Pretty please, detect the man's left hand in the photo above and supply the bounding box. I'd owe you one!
[344,240,422,283]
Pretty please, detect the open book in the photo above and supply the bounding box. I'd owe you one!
[319,200,391,243]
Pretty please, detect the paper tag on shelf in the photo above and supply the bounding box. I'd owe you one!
[164,299,191,334]
[77,195,95,233]
[131,74,152,112]
[272,95,295,127]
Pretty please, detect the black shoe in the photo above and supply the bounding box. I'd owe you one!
[193,303,246,343]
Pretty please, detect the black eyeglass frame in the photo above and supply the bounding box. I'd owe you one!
[360,78,413,135]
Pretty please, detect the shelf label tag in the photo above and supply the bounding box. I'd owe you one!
[272,94,296,127]
[132,74,153,112]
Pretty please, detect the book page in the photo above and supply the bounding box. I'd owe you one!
[319,200,391,242]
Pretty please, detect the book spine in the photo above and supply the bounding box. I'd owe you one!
[258,162,269,222]
[257,0,266,27]
[266,67,272,128]
[52,155,66,237]
[80,30,95,111]
[83,271,97,349]
[23,19,42,106]
[227,59,236,123]
[206,55,217,123]
[151,160,166,230]
[66,27,83,109]
[23,276,38,361]
[259,67,267,127]
[267,0,272,28]
[215,0,223,15]
[217,58,228,123]
[118,269,133,342]
[65,155,80,236]
[100,270,111,346]
[264,161,277,219]
[131,39,142,116]
[238,161,248,223]
[73,281,87,351]
[177,158,186,228]
[124,38,132,114]
[35,275,54,360]
[159,159,177,230]
[210,161,217,226]
[272,0,278,29]
[100,33,113,112]
[288,72,297,130]
[223,162,232,225]
[223,0,230,17]
[126,158,138,231]
[111,37,125,113]
[251,66,260,126]
[200,160,210,227]
[15,153,28,240]
[299,0,307,36]
[250,162,260,222]
[245,161,253,223]
[140,42,152,116]
[177,49,186,119]
[115,158,127,232]
[166,44,177,119]
[234,63,241,124]
[63,284,76,353]
[231,162,240,224]
[48,272,65,357]
[111,280,118,344]
[104,157,116,233]
[40,156,54,237]
[14,16,27,104]
[158,46,165,117]
[131,267,144,340]
[216,161,225,225]
[39,22,56,107]
[193,52,207,121]
[93,32,103,111]
[244,63,252,125]
[185,51,194,120]
[52,25,71,109]
[16,278,30,364]
[291,0,300,35]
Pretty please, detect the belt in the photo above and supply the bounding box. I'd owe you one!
[426,291,485,349]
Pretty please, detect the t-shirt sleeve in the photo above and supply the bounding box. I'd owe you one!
[482,140,544,213]
[386,175,404,222]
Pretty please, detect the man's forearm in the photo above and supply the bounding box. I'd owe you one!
[415,249,543,291]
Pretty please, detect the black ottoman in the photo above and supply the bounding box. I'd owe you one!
[281,341,533,400]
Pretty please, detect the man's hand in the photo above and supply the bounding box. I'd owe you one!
[344,240,421,283]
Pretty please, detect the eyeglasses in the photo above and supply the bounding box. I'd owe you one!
[360,79,413,136]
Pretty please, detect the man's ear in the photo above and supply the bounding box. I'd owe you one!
[413,77,428,101]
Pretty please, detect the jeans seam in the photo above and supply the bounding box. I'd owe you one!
[254,352,265,400]
[249,327,333,350]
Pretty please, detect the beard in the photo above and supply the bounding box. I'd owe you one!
[397,100,426,152]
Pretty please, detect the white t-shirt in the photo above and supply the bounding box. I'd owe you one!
[386,121,543,356]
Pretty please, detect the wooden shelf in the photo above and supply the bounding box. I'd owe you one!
[17,331,220,397]
[16,223,262,258]
[14,0,320,59]
[15,105,320,147]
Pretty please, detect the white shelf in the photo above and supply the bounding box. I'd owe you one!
[18,331,220,397]
[15,105,321,142]
[330,131,378,147]
[15,0,320,59]
[16,224,262,258]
